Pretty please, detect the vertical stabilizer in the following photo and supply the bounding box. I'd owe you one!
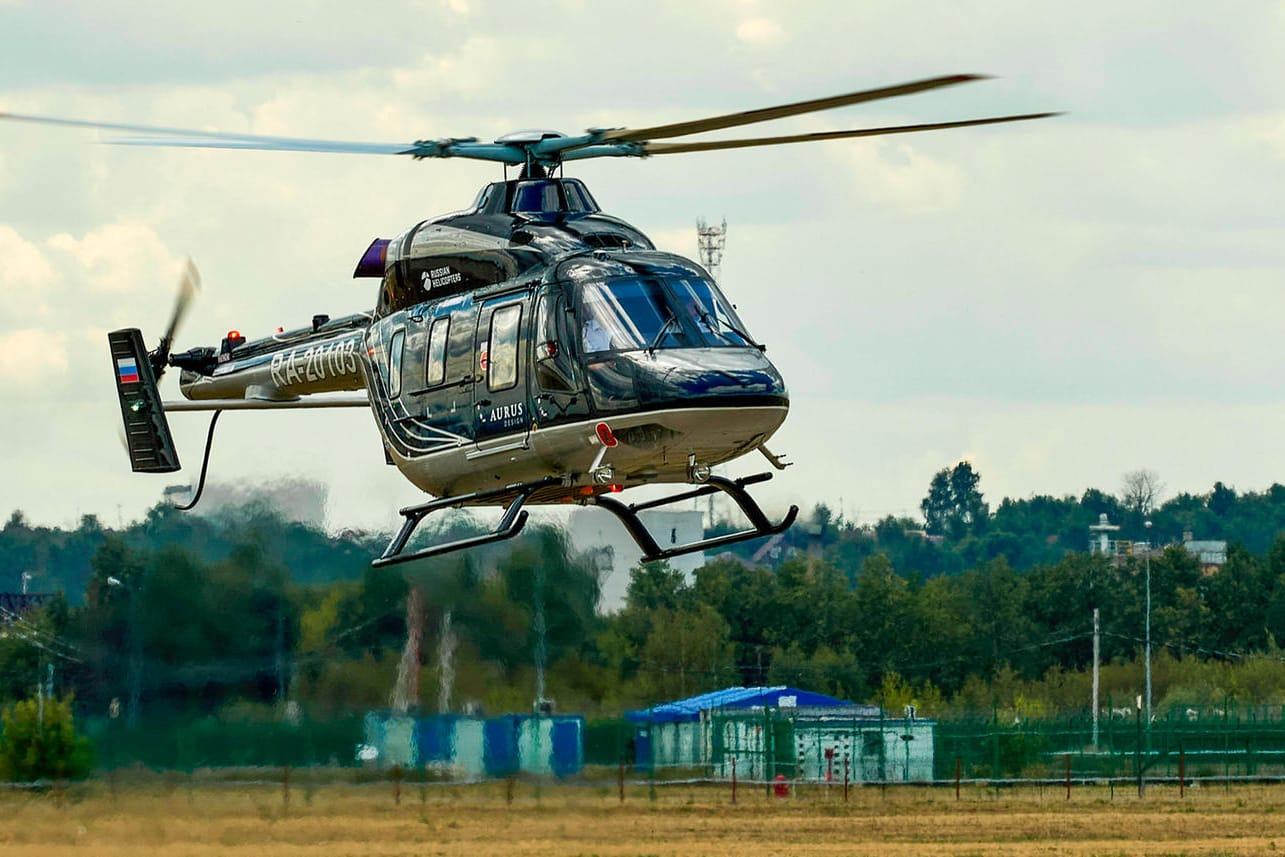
[108,328,180,473]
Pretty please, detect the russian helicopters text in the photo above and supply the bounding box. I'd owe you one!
[1,75,1056,566]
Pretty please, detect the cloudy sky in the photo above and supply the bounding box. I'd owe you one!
[1,0,1282,533]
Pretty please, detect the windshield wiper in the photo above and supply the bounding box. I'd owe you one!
[697,308,757,348]
[648,312,679,356]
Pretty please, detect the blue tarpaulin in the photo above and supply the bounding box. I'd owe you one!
[626,686,850,723]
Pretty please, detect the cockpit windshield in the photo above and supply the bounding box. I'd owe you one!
[576,275,754,354]
[512,179,599,214]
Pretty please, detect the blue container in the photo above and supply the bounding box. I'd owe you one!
[416,715,455,764]
[551,719,582,777]
[484,715,520,777]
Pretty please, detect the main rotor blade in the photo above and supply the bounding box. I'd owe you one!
[107,135,426,156]
[633,112,1061,156]
[0,111,445,157]
[601,74,988,143]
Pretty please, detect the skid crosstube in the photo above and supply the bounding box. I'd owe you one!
[372,477,561,568]
[590,472,798,561]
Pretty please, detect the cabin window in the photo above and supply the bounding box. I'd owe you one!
[387,329,405,398]
[487,304,522,392]
[426,317,449,387]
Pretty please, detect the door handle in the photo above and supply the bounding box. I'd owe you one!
[476,399,491,408]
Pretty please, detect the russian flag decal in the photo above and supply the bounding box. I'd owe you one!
[116,357,140,385]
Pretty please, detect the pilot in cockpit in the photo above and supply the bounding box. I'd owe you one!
[582,316,611,352]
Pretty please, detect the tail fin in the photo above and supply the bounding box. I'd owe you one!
[108,328,180,473]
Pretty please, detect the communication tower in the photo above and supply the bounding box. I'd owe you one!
[696,218,728,530]
[696,218,728,281]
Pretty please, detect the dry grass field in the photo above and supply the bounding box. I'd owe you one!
[3,778,1285,856]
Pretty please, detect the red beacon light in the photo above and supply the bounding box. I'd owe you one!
[220,329,246,355]
[595,422,618,448]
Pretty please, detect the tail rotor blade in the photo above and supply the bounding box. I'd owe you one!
[152,258,201,377]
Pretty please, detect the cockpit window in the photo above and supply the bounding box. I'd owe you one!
[561,180,597,212]
[512,179,600,214]
[666,277,753,347]
[514,181,560,213]
[577,275,753,353]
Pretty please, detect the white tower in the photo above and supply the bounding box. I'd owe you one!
[696,218,728,281]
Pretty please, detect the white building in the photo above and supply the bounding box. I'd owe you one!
[567,507,705,612]
[162,477,328,528]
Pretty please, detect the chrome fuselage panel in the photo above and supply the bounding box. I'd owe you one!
[176,182,790,505]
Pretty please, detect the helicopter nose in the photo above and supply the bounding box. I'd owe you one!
[631,347,788,407]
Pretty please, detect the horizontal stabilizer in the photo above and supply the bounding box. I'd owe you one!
[108,328,180,473]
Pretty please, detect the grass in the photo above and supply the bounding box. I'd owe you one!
[3,778,1285,855]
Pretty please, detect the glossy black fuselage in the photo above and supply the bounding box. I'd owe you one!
[359,178,789,501]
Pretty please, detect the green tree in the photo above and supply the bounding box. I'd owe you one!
[921,470,953,537]
[960,557,1037,677]
[852,554,913,683]
[637,604,734,702]
[767,643,864,700]
[921,462,988,540]
[692,557,779,684]
[0,693,92,781]
[1200,543,1270,652]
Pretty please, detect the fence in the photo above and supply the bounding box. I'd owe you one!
[54,704,1285,796]
[939,703,1285,787]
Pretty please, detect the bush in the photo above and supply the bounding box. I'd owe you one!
[0,693,93,781]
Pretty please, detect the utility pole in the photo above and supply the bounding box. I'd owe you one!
[1144,519,1152,741]
[1092,607,1100,748]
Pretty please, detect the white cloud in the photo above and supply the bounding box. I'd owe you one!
[1251,113,1285,159]
[0,225,57,315]
[838,141,965,212]
[3,1,1285,532]
[735,16,785,46]
[0,328,68,387]
[46,223,183,294]
[389,38,506,99]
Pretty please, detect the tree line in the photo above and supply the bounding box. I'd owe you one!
[4,466,1285,726]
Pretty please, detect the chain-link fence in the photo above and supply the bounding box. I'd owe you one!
[43,703,1285,796]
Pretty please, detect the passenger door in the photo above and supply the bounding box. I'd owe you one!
[532,291,589,426]
[472,295,532,453]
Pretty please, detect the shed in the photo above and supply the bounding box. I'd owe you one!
[627,686,850,723]
[711,706,936,782]
[626,686,850,770]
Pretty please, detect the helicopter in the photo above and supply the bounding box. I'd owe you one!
[1,74,1056,567]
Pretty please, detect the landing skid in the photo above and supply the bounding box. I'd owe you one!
[590,472,798,562]
[371,472,796,568]
[372,477,561,568]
